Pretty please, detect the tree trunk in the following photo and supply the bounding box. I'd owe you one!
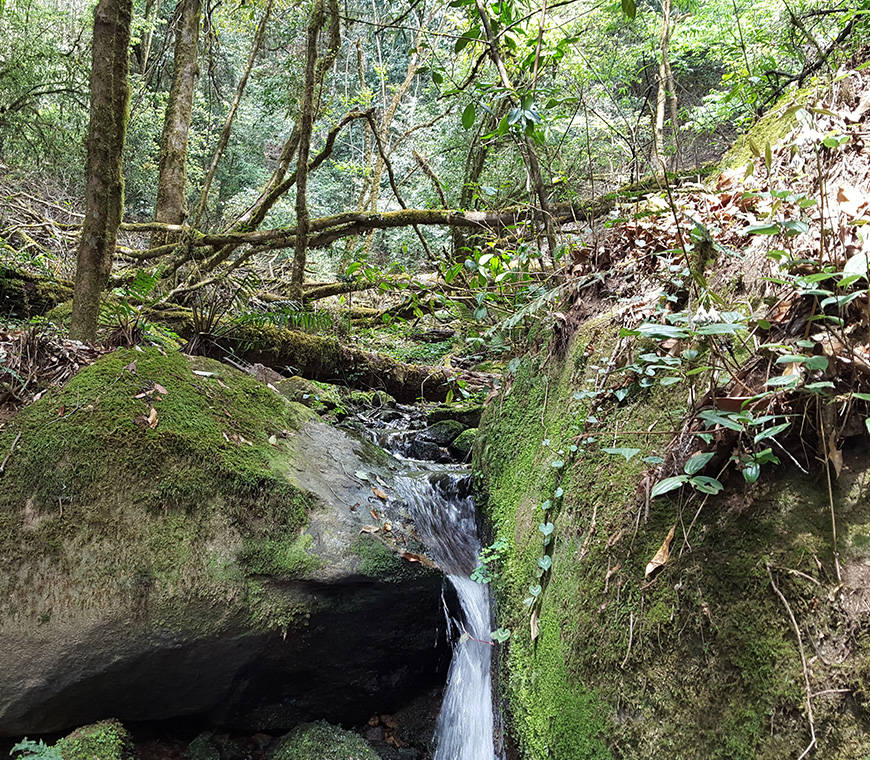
[191,0,272,228]
[653,0,672,178]
[289,0,326,302]
[152,0,202,248]
[69,0,133,342]
[473,0,557,262]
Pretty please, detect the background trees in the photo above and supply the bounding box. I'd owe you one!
[0,0,864,321]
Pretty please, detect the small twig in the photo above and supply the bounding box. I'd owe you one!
[766,563,816,759]
[0,432,22,475]
[620,611,634,669]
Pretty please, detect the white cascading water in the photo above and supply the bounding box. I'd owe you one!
[394,472,499,760]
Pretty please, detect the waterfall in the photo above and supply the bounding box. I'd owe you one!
[394,472,499,760]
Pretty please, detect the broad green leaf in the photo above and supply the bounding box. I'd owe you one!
[742,462,761,483]
[684,452,714,475]
[602,447,640,461]
[651,475,688,498]
[754,421,791,443]
[745,223,781,235]
[621,0,636,18]
[537,555,553,571]
[690,475,724,495]
[635,323,690,340]
[461,103,476,129]
[539,522,555,536]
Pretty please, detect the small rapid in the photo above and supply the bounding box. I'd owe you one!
[349,403,499,759]
[394,473,498,760]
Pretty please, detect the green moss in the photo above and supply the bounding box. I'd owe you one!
[720,84,814,171]
[476,313,870,759]
[0,347,318,630]
[427,419,464,445]
[451,427,477,457]
[56,719,131,760]
[352,535,404,579]
[239,533,320,578]
[271,721,379,760]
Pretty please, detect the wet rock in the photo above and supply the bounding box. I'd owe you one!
[425,401,483,429]
[0,349,445,737]
[450,428,477,459]
[424,420,465,446]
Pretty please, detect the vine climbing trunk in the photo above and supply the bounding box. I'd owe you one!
[69,0,133,342]
[152,0,202,248]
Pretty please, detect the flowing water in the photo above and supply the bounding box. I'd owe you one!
[395,472,498,760]
[354,404,499,760]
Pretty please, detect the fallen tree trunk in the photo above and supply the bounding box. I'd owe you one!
[0,267,484,402]
[0,267,74,319]
[219,323,484,403]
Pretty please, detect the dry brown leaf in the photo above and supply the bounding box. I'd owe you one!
[644,525,676,577]
[359,525,380,534]
[146,407,158,429]
[605,563,621,582]
[400,551,437,569]
[369,508,379,520]
[153,383,168,396]
[530,607,539,641]
[372,486,389,500]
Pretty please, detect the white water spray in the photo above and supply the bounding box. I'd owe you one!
[395,472,499,760]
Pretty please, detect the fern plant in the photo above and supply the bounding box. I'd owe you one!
[9,739,62,760]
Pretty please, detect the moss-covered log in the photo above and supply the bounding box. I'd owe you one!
[223,323,475,403]
[0,267,473,403]
[0,267,74,318]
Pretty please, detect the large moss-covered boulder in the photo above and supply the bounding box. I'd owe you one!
[271,722,379,760]
[0,348,444,737]
[476,315,870,760]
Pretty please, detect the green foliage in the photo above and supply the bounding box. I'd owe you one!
[9,740,61,760]
[55,720,131,760]
[271,722,379,760]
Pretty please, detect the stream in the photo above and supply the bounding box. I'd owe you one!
[354,406,500,760]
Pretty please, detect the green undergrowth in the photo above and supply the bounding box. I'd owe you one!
[0,347,319,630]
[475,314,870,759]
[55,719,131,760]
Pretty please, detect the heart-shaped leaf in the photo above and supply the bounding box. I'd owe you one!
[537,555,552,572]
[539,522,555,536]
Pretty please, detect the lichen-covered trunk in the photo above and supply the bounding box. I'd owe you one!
[289,0,325,302]
[152,0,202,248]
[69,0,133,342]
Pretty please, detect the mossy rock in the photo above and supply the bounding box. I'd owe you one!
[271,722,379,760]
[0,347,444,736]
[425,400,483,428]
[182,733,221,760]
[425,419,465,446]
[56,719,132,760]
[450,428,476,459]
[476,309,870,760]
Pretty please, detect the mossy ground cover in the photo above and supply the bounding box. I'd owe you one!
[475,313,870,759]
[271,721,379,760]
[0,347,318,629]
